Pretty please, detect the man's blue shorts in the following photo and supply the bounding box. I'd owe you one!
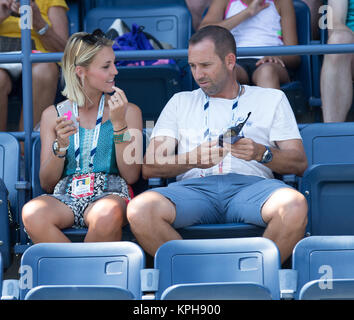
[152,173,293,229]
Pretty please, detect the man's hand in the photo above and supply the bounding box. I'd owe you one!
[223,137,264,162]
[0,0,12,21]
[190,139,228,169]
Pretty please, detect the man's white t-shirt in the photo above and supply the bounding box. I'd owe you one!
[150,85,301,181]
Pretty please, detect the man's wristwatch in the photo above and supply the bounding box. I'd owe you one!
[52,139,69,158]
[37,23,49,36]
[260,145,273,164]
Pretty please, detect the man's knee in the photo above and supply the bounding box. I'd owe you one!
[328,29,354,45]
[127,191,175,229]
[264,189,308,230]
[0,69,13,94]
[32,63,59,84]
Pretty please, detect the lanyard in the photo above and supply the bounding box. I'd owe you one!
[72,94,105,173]
[201,83,242,177]
[203,82,243,140]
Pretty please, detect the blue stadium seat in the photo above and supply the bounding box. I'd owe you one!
[300,122,354,166]
[280,0,312,116]
[0,133,29,268]
[299,122,354,236]
[11,242,145,300]
[84,3,191,49]
[84,2,192,122]
[292,236,354,300]
[67,0,80,35]
[152,238,281,300]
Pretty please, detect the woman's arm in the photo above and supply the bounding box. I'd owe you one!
[199,0,269,30]
[39,104,77,192]
[277,0,301,68]
[113,103,143,185]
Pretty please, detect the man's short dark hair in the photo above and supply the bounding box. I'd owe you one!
[189,25,237,60]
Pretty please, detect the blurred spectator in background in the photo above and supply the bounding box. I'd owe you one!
[320,0,354,122]
[199,0,300,90]
[303,0,322,40]
[185,0,212,31]
[0,0,69,131]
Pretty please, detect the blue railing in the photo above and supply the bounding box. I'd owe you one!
[1,0,354,196]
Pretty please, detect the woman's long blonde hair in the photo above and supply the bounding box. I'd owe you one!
[61,31,113,107]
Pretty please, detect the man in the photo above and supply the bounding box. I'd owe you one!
[320,0,354,122]
[0,0,69,131]
[127,25,308,263]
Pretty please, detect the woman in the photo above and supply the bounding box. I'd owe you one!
[199,0,300,89]
[22,30,143,243]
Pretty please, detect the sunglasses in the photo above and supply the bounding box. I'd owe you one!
[74,29,107,66]
[218,112,252,147]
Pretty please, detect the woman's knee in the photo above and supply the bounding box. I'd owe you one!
[86,198,126,233]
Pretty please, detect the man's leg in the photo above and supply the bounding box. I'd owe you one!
[127,191,182,256]
[0,69,13,131]
[261,188,308,263]
[20,62,59,130]
[321,29,354,122]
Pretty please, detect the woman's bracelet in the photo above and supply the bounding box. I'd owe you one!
[113,126,128,133]
[113,130,131,144]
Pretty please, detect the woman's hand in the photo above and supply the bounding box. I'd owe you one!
[247,0,270,17]
[108,85,128,130]
[54,116,78,149]
[256,56,286,68]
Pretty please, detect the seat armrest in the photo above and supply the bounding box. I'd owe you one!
[148,178,165,188]
[279,269,297,300]
[1,279,20,300]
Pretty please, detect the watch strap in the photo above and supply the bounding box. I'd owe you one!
[37,23,49,36]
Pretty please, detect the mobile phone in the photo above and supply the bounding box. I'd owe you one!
[56,100,79,128]
[218,112,251,147]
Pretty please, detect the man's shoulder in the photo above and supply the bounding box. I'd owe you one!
[244,85,286,102]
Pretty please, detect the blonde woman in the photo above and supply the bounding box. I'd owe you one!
[22,30,143,243]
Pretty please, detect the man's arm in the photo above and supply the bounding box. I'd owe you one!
[142,136,228,179]
[225,138,308,176]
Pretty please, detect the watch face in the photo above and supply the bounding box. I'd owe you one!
[53,140,59,152]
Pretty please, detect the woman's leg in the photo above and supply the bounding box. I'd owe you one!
[83,194,128,242]
[22,195,74,243]
[252,62,290,89]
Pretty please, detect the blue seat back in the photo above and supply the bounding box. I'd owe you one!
[300,122,354,166]
[19,242,145,300]
[293,236,354,299]
[31,136,44,199]
[154,238,281,299]
[115,64,183,122]
[300,123,354,236]
[84,3,191,49]
[0,133,21,268]
[291,0,312,99]
[0,133,20,215]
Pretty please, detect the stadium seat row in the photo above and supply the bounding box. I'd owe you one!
[2,235,354,300]
[1,121,354,271]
